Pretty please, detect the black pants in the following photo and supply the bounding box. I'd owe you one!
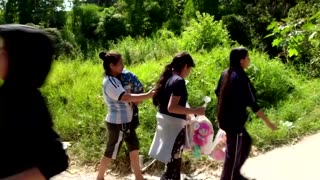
[220,128,252,180]
[161,128,185,180]
[104,122,139,159]
[131,104,139,129]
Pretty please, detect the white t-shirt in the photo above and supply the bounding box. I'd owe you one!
[103,76,133,124]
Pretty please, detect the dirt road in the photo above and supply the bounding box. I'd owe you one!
[53,132,320,180]
[241,133,320,180]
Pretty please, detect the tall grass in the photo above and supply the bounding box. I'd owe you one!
[42,45,320,164]
[41,13,320,165]
[248,79,320,151]
[43,59,106,162]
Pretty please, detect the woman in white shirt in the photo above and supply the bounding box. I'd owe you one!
[97,51,154,180]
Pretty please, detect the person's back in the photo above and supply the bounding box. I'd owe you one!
[216,68,253,133]
[0,24,68,179]
[215,47,276,180]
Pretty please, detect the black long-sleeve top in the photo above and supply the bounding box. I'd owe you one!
[0,24,68,179]
[215,67,260,133]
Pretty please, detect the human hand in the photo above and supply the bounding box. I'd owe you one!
[147,87,156,98]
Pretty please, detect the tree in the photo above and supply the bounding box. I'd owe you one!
[4,0,18,23]
[193,0,220,18]
[86,0,116,6]
[96,6,128,42]
[0,9,5,24]
[17,0,32,24]
[183,0,197,19]
[71,4,102,53]
[222,14,251,46]
[3,0,66,27]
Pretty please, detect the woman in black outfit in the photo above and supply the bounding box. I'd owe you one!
[215,47,277,180]
[151,52,205,180]
[0,24,68,180]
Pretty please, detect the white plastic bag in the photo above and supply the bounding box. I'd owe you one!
[185,121,193,151]
[210,129,227,161]
[184,95,214,155]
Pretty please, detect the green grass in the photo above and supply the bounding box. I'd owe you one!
[41,47,320,166]
[248,79,320,151]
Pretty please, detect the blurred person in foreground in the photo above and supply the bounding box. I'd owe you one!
[0,24,69,180]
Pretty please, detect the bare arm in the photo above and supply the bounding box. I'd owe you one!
[125,89,142,105]
[256,109,277,131]
[168,96,205,115]
[120,89,154,103]
[244,79,277,131]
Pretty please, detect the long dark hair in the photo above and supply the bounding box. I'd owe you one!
[99,51,121,76]
[152,52,195,106]
[217,47,248,119]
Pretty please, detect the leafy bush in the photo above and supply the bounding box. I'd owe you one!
[45,28,78,59]
[0,10,5,24]
[163,18,183,35]
[246,52,295,108]
[267,10,320,77]
[180,12,230,52]
[107,29,180,64]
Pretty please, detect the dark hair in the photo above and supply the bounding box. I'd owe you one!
[152,52,195,106]
[99,51,121,76]
[217,47,248,120]
[229,47,248,69]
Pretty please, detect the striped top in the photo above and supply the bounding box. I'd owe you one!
[103,76,133,124]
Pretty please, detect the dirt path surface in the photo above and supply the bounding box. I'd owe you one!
[53,132,320,180]
[52,166,222,180]
[241,132,320,180]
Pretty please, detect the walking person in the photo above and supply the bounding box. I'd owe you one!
[149,52,205,180]
[215,47,277,180]
[0,24,69,180]
[97,51,154,180]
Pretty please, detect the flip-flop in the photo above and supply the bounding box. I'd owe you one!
[141,159,157,173]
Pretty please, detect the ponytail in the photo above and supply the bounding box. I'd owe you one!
[152,63,173,106]
[218,47,248,119]
[217,68,232,121]
[153,52,195,106]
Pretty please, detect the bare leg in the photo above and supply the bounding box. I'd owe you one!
[97,156,112,180]
[130,150,144,180]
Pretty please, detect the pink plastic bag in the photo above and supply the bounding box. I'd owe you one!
[210,129,227,161]
[185,115,214,155]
